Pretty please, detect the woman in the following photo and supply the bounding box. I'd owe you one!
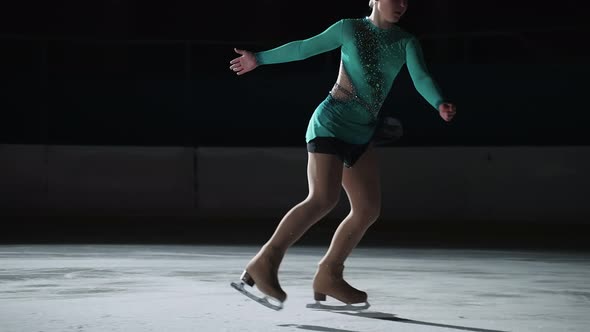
[229,0,457,310]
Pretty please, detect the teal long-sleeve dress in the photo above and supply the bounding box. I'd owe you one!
[255,17,446,145]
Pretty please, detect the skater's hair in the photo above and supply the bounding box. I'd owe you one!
[369,0,375,8]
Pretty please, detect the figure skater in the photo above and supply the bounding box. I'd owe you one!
[229,0,457,310]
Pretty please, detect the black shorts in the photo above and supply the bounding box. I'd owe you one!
[306,137,371,168]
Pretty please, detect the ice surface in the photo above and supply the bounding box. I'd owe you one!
[1,245,589,332]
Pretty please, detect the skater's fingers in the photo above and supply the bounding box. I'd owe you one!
[232,66,243,73]
[444,103,457,112]
[234,48,245,55]
[230,63,242,71]
[230,58,241,65]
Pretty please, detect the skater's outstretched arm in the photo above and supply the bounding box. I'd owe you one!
[254,20,344,65]
[229,20,344,76]
[405,37,456,122]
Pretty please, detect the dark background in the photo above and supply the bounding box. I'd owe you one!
[1,1,589,249]
[0,0,588,148]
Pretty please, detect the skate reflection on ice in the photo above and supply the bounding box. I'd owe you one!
[306,300,370,311]
[230,281,284,311]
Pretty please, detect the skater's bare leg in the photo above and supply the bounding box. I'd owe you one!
[313,144,381,304]
[321,144,380,264]
[266,152,344,251]
[244,152,343,302]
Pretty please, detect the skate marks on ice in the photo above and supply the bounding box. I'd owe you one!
[330,311,510,332]
[306,300,370,311]
[278,324,360,332]
[230,281,284,311]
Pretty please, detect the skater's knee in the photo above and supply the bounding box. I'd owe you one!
[306,192,340,215]
[352,204,381,226]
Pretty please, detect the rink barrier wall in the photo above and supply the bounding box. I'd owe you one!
[1,144,589,224]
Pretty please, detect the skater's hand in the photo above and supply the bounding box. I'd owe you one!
[438,102,457,122]
[229,48,258,76]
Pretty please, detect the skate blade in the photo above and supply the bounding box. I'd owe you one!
[306,301,371,311]
[230,281,284,311]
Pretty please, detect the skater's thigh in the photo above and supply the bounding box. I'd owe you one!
[306,152,343,207]
[342,144,381,216]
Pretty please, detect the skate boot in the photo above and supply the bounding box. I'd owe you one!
[307,263,370,310]
[231,245,287,310]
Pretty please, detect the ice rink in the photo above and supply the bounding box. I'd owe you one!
[1,245,588,332]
